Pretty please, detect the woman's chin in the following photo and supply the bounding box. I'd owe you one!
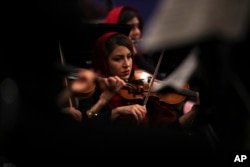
[120,75,130,81]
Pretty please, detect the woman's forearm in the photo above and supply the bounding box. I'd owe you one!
[86,90,114,118]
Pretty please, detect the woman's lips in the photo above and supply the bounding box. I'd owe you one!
[122,70,130,75]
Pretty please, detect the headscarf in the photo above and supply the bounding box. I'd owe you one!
[92,32,118,77]
[105,6,143,33]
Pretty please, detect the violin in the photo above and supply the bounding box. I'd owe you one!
[117,48,199,107]
[118,69,190,105]
[60,66,198,108]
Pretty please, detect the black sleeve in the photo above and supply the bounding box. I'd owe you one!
[134,54,155,73]
[77,90,112,125]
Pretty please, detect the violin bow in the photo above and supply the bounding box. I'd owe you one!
[143,49,165,106]
[58,41,74,107]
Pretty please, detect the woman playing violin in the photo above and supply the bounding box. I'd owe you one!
[59,32,198,130]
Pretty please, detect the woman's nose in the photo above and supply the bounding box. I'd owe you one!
[123,59,130,67]
[130,27,141,39]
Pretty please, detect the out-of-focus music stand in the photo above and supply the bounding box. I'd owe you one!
[141,0,250,164]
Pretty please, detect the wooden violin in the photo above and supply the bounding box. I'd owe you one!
[118,69,190,105]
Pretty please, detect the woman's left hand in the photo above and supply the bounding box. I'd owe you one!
[98,76,126,104]
[99,76,126,93]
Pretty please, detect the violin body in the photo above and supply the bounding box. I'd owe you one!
[119,69,190,105]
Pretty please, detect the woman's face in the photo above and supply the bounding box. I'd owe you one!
[107,45,133,80]
[127,17,141,41]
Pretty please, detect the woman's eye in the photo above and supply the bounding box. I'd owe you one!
[113,57,122,61]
